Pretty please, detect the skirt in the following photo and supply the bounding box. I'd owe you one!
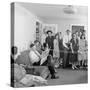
[53,50,59,58]
[69,52,78,63]
[78,51,87,61]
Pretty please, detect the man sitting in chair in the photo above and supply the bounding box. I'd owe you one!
[29,41,41,66]
[29,41,59,79]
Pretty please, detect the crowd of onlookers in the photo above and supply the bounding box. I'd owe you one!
[11,29,88,69]
[40,29,88,70]
[11,29,88,87]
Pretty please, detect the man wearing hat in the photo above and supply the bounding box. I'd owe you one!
[45,30,54,56]
[63,29,71,68]
[45,30,59,79]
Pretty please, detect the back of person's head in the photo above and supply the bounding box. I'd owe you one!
[11,46,18,55]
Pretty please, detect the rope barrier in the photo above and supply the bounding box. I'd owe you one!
[45,48,88,54]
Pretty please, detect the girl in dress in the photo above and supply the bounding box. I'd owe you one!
[78,34,88,68]
[29,43,41,66]
[53,34,60,68]
[70,33,79,69]
[58,32,64,66]
[75,31,80,66]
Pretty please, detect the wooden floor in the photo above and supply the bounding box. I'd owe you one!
[47,68,88,86]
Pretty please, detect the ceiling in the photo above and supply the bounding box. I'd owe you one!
[17,2,88,20]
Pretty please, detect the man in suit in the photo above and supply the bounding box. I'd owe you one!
[63,30,71,68]
[45,30,54,56]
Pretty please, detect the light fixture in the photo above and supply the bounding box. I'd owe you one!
[63,5,77,14]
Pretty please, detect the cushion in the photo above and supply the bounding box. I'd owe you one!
[19,74,47,87]
[31,66,50,79]
[14,64,26,82]
[16,50,32,65]
[40,67,50,79]
[19,74,36,87]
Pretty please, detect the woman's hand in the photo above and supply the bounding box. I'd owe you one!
[72,50,74,54]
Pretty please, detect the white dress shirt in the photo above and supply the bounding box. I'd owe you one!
[29,49,40,64]
[63,34,71,49]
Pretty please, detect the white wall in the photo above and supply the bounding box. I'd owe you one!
[14,3,40,53]
[14,3,88,54]
[42,17,88,36]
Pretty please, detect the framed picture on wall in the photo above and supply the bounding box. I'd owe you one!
[42,24,58,34]
[72,25,84,34]
[36,21,42,42]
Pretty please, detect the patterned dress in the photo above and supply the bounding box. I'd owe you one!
[58,38,64,58]
[70,38,79,63]
[78,39,87,61]
[53,39,60,58]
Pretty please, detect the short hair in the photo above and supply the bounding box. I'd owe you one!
[11,46,18,55]
[80,29,85,32]
[72,33,76,37]
[34,40,40,44]
[30,43,34,48]
[66,29,70,32]
[80,34,85,39]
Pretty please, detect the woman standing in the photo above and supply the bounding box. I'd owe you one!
[53,34,60,68]
[70,33,79,69]
[58,32,64,66]
[78,34,88,68]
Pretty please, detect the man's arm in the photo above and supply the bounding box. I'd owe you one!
[70,41,74,53]
[63,36,68,49]
[45,37,50,49]
[45,37,47,44]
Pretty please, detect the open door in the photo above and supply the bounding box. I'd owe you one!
[72,25,84,35]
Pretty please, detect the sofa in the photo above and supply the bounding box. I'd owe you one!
[15,50,50,79]
[13,64,48,87]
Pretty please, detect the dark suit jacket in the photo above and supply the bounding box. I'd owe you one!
[45,36,54,49]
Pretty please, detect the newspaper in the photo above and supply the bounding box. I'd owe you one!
[19,74,47,86]
[40,49,49,65]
